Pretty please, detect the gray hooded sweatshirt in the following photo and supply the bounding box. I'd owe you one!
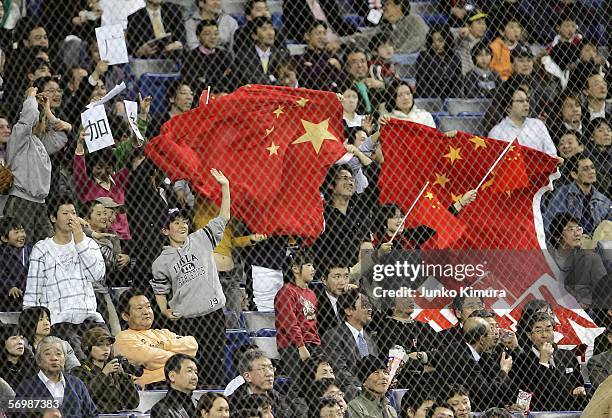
[6,96,67,203]
[151,216,228,318]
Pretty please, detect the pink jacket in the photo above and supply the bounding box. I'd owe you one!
[73,154,131,240]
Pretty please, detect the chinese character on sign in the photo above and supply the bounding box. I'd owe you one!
[81,105,115,153]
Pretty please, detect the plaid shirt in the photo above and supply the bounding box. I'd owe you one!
[23,237,106,325]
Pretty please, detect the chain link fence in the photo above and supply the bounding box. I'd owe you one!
[0,0,611,417]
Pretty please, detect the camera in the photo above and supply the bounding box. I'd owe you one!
[113,356,144,377]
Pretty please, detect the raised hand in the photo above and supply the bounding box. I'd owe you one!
[210,168,229,186]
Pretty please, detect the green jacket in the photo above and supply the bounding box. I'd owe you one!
[347,390,398,418]
[70,360,140,414]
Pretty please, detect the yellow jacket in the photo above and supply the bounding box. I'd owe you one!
[113,328,198,387]
[489,38,513,81]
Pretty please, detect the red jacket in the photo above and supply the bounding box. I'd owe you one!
[274,283,320,350]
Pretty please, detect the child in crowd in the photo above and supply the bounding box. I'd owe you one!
[368,32,399,83]
[273,60,299,88]
[555,130,585,185]
[464,41,502,98]
[151,168,230,387]
[543,13,583,89]
[274,249,319,394]
[489,17,523,80]
[0,217,31,311]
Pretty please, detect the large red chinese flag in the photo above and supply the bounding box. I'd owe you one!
[145,85,346,238]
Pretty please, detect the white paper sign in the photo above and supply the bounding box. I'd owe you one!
[86,82,127,109]
[124,100,145,144]
[95,24,129,65]
[100,0,145,29]
[81,106,115,153]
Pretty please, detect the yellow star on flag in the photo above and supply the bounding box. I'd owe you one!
[265,127,275,136]
[266,142,280,156]
[273,106,284,118]
[434,173,449,188]
[469,136,487,149]
[444,146,463,164]
[296,98,309,107]
[451,193,463,203]
[425,192,434,200]
[291,119,338,154]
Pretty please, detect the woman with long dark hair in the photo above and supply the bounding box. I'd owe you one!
[0,325,36,389]
[17,306,81,370]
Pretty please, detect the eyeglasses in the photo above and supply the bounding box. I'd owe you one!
[563,226,583,233]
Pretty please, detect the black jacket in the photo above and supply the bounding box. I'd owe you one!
[0,349,36,390]
[315,287,342,338]
[282,0,356,43]
[511,345,587,411]
[0,244,32,311]
[435,342,513,411]
[126,3,186,56]
[233,43,290,87]
[181,47,235,95]
[69,360,140,414]
[150,388,196,418]
[230,383,292,418]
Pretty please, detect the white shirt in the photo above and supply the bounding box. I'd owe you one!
[488,116,558,156]
[223,375,245,396]
[587,104,607,121]
[390,108,436,129]
[345,321,365,347]
[531,346,555,368]
[38,371,65,401]
[467,343,481,362]
[343,113,365,128]
[326,291,339,317]
[23,237,106,325]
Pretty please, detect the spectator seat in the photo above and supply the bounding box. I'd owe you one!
[0,311,20,325]
[445,98,492,116]
[225,330,251,383]
[251,336,280,359]
[138,73,182,117]
[243,311,275,334]
[135,390,165,413]
[414,98,444,113]
[438,115,484,135]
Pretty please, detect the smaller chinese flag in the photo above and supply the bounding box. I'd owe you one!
[491,139,529,193]
[408,190,466,249]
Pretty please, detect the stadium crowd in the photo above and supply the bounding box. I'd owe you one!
[0,0,611,417]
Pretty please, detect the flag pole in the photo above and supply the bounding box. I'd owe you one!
[476,139,516,190]
[390,181,430,242]
[205,86,211,105]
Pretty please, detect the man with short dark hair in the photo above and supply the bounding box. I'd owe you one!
[434,296,484,349]
[379,0,429,54]
[512,312,587,411]
[322,289,378,401]
[455,10,488,74]
[444,385,472,418]
[294,18,345,91]
[342,49,383,115]
[544,153,611,236]
[315,262,357,337]
[150,354,198,418]
[347,355,397,417]
[234,16,289,86]
[233,0,271,53]
[582,73,611,124]
[113,291,198,388]
[229,349,291,417]
[23,195,106,360]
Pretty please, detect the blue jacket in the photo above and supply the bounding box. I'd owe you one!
[0,244,31,311]
[14,373,97,418]
[544,182,611,235]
